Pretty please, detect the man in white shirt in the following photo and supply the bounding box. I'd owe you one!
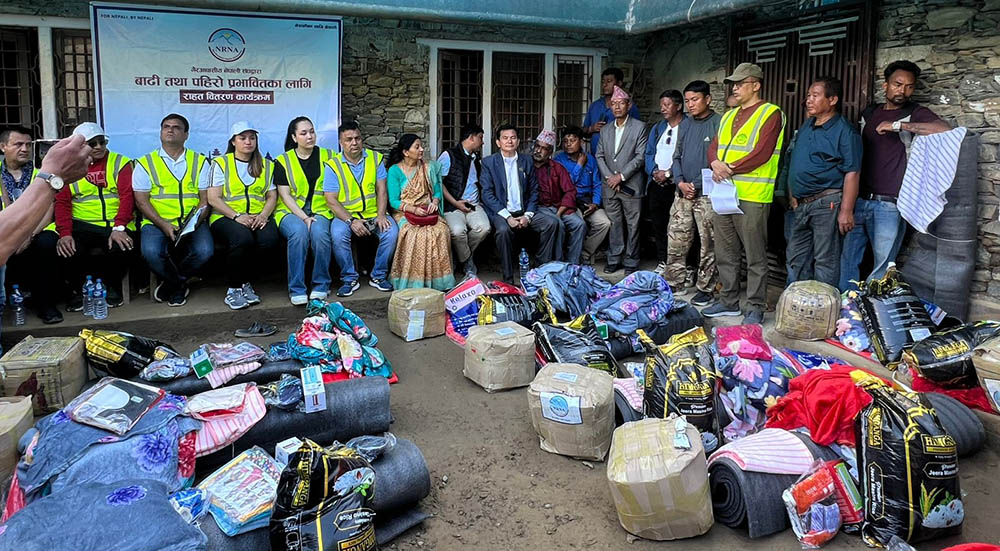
[133,114,213,306]
[479,124,559,283]
[644,89,685,276]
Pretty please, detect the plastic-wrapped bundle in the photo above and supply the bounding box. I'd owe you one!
[857,265,936,366]
[534,315,618,375]
[476,289,555,328]
[901,321,1000,388]
[79,328,179,378]
[637,328,718,441]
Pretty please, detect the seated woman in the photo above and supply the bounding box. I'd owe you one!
[275,116,335,305]
[207,121,279,310]
[385,134,456,290]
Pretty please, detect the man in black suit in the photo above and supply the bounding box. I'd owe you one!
[480,124,560,283]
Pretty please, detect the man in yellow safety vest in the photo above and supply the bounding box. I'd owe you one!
[701,63,786,325]
[323,122,397,297]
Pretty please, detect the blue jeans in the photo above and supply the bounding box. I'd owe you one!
[839,198,906,291]
[279,215,333,296]
[140,222,214,287]
[330,217,398,282]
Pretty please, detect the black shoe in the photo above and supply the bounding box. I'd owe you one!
[66,294,83,312]
[691,291,714,306]
[603,264,621,274]
[624,267,637,276]
[168,286,188,307]
[107,288,124,308]
[39,306,63,325]
[153,281,169,303]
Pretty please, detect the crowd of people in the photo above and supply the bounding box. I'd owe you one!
[0,59,950,326]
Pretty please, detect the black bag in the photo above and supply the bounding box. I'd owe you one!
[637,328,718,437]
[79,328,179,378]
[858,266,936,366]
[902,321,1000,387]
[533,316,618,376]
[856,382,963,547]
[270,440,378,551]
[476,292,553,328]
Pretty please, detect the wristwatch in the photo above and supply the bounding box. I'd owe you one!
[112,225,126,232]
[233,213,243,220]
[892,120,903,132]
[35,171,64,191]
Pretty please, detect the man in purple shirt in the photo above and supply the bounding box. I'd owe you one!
[839,60,951,290]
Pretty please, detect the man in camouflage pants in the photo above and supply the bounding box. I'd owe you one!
[665,81,721,306]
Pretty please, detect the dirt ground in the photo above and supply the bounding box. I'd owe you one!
[170,308,1000,551]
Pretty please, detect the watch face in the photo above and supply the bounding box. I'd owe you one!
[50,176,65,190]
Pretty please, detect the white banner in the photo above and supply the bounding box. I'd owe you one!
[91,3,342,160]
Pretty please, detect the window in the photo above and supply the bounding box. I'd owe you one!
[438,49,482,152]
[492,53,544,151]
[53,29,94,138]
[555,55,592,134]
[423,39,606,156]
[0,26,42,137]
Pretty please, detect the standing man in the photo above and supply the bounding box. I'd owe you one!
[784,77,862,287]
[839,60,951,290]
[324,122,397,296]
[703,63,785,325]
[532,130,585,264]
[133,114,214,307]
[439,122,490,278]
[0,126,63,324]
[666,80,722,306]
[480,124,559,284]
[56,122,136,310]
[596,86,648,275]
[583,68,640,158]
[644,89,685,276]
[554,126,611,264]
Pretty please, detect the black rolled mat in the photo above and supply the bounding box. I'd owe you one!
[607,304,704,360]
[196,377,392,475]
[197,438,432,548]
[924,392,986,458]
[146,359,305,396]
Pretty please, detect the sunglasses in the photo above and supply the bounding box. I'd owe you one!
[87,137,108,147]
[666,127,673,145]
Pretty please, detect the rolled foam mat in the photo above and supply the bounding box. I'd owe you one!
[613,389,643,426]
[196,377,392,475]
[924,392,986,458]
[197,437,431,548]
[607,304,704,360]
[708,433,840,538]
[145,359,305,396]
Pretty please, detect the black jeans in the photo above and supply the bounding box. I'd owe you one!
[210,217,280,288]
[6,230,61,309]
[647,182,675,262]
[64,221,134,294]
[786,191,843,288]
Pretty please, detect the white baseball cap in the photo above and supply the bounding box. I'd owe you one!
[72,122,106,141]
[230,121,259,137]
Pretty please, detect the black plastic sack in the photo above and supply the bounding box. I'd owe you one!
[534,316,618,375]
[858,266,936,366]
[636,328,718,437]
[902,321,1000,388]
[79,328,179,378]
[856,382,963,547]
[270,440,378,551]
[476,293,551,328]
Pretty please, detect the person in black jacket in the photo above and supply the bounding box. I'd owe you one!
[437,123,490,277]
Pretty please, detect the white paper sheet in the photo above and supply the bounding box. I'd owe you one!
[702,168,743,215]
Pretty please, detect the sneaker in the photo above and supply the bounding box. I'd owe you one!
[337,280,360,297]
[39,306,64,325]
[153,281,168,303]
[290,294,308,306]
[242,283,261,305]
[701,302,741,318]
[654,261,667,276]
[224,288,248,310]
[309,289,329,301]
[463,258,478,277]
[603,264,621,274]
[369,278,393,292]
[742,310,764,325]
[66,293,83,312]
[168,287,188,307]
[106,288,124,308]
[691,291,714,306]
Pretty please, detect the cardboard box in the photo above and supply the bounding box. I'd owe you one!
[275,437,304,467]
[463,322,535,392]
[388,288,447,341]
[606,417,714,540]
[527,363,614,460]
[0,336,86,415]
[300,365,327,414]
[973,337,1000,413]
[0,396,33,484]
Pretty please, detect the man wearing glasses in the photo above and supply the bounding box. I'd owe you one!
[644,89,685,277]
[55,122,137,310]
[702,63,785,325]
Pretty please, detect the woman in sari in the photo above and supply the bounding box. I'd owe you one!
[385,134,456,290]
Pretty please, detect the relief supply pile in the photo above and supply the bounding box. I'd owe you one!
[528,363,615,461]
[388,288,447,342]
[464,321,536,392]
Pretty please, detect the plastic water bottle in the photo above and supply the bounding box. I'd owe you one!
[93,289,108,320]
[11,285,25,326]
[518,248,531,288]
[83,276,95,317]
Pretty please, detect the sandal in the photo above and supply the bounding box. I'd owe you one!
[234,321,278,338]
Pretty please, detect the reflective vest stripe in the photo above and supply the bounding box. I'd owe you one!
[138,150,205,226]
[274,148,333,224]
[327,150,380,218]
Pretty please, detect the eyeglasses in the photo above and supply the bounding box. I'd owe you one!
[87,138,108,147]
[732,79,756,90]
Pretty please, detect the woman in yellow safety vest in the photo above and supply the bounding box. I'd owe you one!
[274,117,335,306]
[207,121,278,310]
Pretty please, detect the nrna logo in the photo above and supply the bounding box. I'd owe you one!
[208,28,246,62]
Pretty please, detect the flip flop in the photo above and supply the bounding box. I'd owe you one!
[234,321,278,338]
